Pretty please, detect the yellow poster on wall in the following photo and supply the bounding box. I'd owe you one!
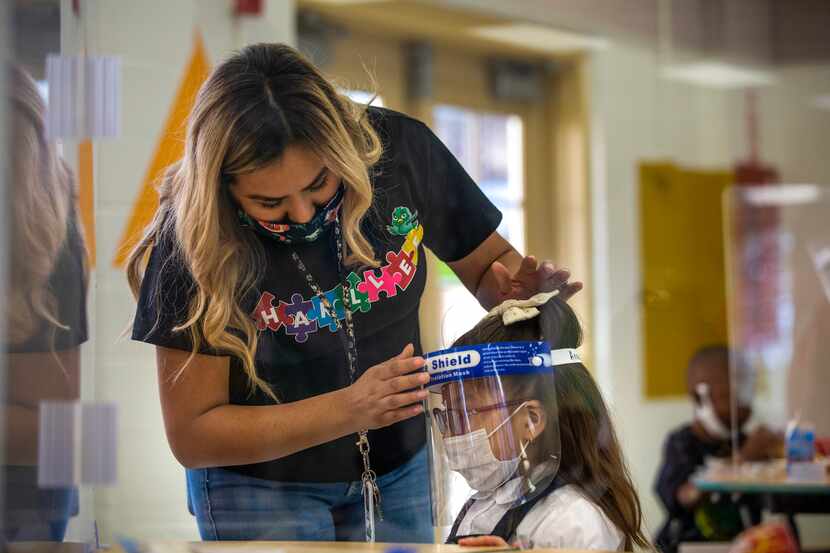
[113,33,210,267]
[640,162,733,398]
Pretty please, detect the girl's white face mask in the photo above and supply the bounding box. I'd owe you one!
[443,402,528,491]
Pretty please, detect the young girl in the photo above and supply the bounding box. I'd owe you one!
[429,292,649,551]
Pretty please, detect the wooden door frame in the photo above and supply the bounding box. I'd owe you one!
[312,17,593,364]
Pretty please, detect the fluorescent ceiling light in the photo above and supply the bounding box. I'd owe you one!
[470,24,607,54]
[743,185,820,206]
[662,62,776,89]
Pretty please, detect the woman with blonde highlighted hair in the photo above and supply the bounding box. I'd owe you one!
[128,43,580,542]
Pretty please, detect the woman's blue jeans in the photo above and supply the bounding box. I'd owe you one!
[186,447,433,542]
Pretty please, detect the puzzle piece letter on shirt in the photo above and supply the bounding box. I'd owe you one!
[252,292,289,332]
[385,249,416,291]
[357,268,399,303]
[346,271,372,313]
[284,293,318,343]
[311,288,345,333]
[252,291,294,333]
[402,224,423,265]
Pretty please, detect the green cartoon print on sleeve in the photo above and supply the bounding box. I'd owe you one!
[387,206,419,236]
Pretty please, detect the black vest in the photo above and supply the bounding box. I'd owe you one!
[446,477,565,545]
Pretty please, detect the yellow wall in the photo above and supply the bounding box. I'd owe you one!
[639,162,732,398]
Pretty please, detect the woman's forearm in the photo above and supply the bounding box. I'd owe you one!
[474,248,522,310]
[168,387,357,468]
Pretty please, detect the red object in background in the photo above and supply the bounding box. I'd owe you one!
[730,522,798,553]
[235,0,263,16]
[816,437,830,457]
[734,163,779,186]
[733,90,781,352]
[733,160,781,351]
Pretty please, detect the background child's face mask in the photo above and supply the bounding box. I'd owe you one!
[695,383,732,439]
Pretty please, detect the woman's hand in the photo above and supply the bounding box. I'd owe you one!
[345,343,429,430]
[458,535,511,548]
[490,255,582,302]
[447,231,582,310]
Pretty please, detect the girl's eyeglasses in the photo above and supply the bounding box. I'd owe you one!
[432,399,528,436]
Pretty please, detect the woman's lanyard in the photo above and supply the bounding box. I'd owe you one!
[289,215,382,543]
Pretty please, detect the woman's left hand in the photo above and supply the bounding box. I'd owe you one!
[491,255,582,302]
[458,535,511,548]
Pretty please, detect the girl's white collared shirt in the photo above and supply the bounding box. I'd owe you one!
[456,480,624,551]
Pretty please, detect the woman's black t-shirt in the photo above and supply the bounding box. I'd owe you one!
[132,107,502,483]
[7,209,88,353]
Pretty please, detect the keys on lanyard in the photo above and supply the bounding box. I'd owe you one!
[358,430,383,542]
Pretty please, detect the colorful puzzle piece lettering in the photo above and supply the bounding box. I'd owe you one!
[311,288,345,333]
[346,272,372,313]
[284,293,318,343]
[357,268,399,303]
[402,224,423,265]
[385,249,416,291]
[251,292,293,331]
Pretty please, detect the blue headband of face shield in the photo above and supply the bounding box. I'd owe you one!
[424,341,580,390]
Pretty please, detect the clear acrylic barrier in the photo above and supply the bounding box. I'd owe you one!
[724,185,830,476]
[424,342,561,536]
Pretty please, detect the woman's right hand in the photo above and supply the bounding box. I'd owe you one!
[345,343,430,430]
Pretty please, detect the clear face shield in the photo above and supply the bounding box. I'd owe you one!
[425,341,576,535]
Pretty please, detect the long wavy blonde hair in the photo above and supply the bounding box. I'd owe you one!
[127,44,382,400]
[6,65,77,346]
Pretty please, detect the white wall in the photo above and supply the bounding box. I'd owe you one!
[63,0,296,542]
[758,65,830,185]
[588,43,830,546]
[589,42,732,539]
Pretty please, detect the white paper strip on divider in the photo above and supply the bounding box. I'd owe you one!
[81,402,118,485]
[46,54,121,139]
[38,400,79,488]
[85,56,121,138]
[46,55,82,139]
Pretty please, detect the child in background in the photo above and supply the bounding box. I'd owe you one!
[435,292,649,551]
[654,345,782,553]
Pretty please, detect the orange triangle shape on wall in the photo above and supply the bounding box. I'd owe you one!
[78,139,96,266]
[113,33,211,267]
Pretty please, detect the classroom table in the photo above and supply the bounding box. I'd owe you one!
[137,541,611,553]
[693,463,830,546]
[6,541,615,553]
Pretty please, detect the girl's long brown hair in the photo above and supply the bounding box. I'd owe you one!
[453,297,650,551]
